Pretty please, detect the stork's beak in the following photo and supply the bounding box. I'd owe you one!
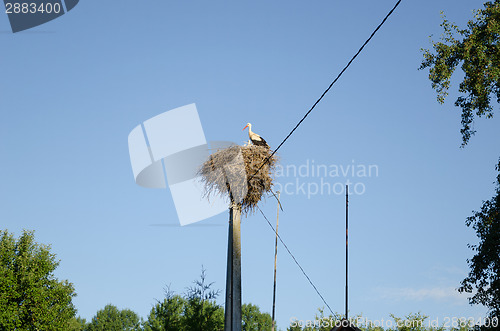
[242,125,248,131]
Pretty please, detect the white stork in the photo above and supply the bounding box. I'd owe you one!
[243,123,270,148]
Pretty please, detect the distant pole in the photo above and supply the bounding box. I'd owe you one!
[224,202,242,331]
[271,191,281,331]
[345,185,348,321]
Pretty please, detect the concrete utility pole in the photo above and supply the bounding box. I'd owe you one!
[224,202,242,331]
[345,185,349,321]
[271,191,281,331]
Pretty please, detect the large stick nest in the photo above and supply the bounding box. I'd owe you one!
[198,145,278,215]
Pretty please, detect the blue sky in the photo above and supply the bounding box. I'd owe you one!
[1,0,499,329]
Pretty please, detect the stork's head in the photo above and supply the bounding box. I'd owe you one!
[242,123,251,131]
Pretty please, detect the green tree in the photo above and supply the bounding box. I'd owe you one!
[458,159,500,319]
[421,0,500,322]
[389,312,428,331]
[183,267,224,331]
[143,288,186,331]
[420,1,500,146]
[86,304,141,331]
[241,303,273,331]
[286,309,345,331]
[67,316,87,330]
[0,229,77,330]
[144,267,224,331]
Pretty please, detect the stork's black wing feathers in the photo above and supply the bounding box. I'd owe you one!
[251,137,270,148]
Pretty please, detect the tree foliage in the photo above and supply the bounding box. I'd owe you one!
[241,303,272,331]
[67,316,87,331]
[144,268,224,331]
[183,268,224,331]
[143,267,274,331]
[420,1,500,146]
[286,310,487,331]
[86,304,142,331]
[389,312,429,331]
[421,0,500,322]
[287,308,344,331]
[0,229,77,330]
[458,158,500,319]
[143,290,186,331]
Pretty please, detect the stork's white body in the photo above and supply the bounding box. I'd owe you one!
[243,123,269,148]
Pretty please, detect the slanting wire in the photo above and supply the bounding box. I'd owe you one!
[248,0,403,182]
[257,206,335,316]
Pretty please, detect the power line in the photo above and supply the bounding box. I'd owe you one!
[257,206,335,316]
[248,0,403,181]
[250,0,403,318]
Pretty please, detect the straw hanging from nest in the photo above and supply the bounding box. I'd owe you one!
[198,144,278,215]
